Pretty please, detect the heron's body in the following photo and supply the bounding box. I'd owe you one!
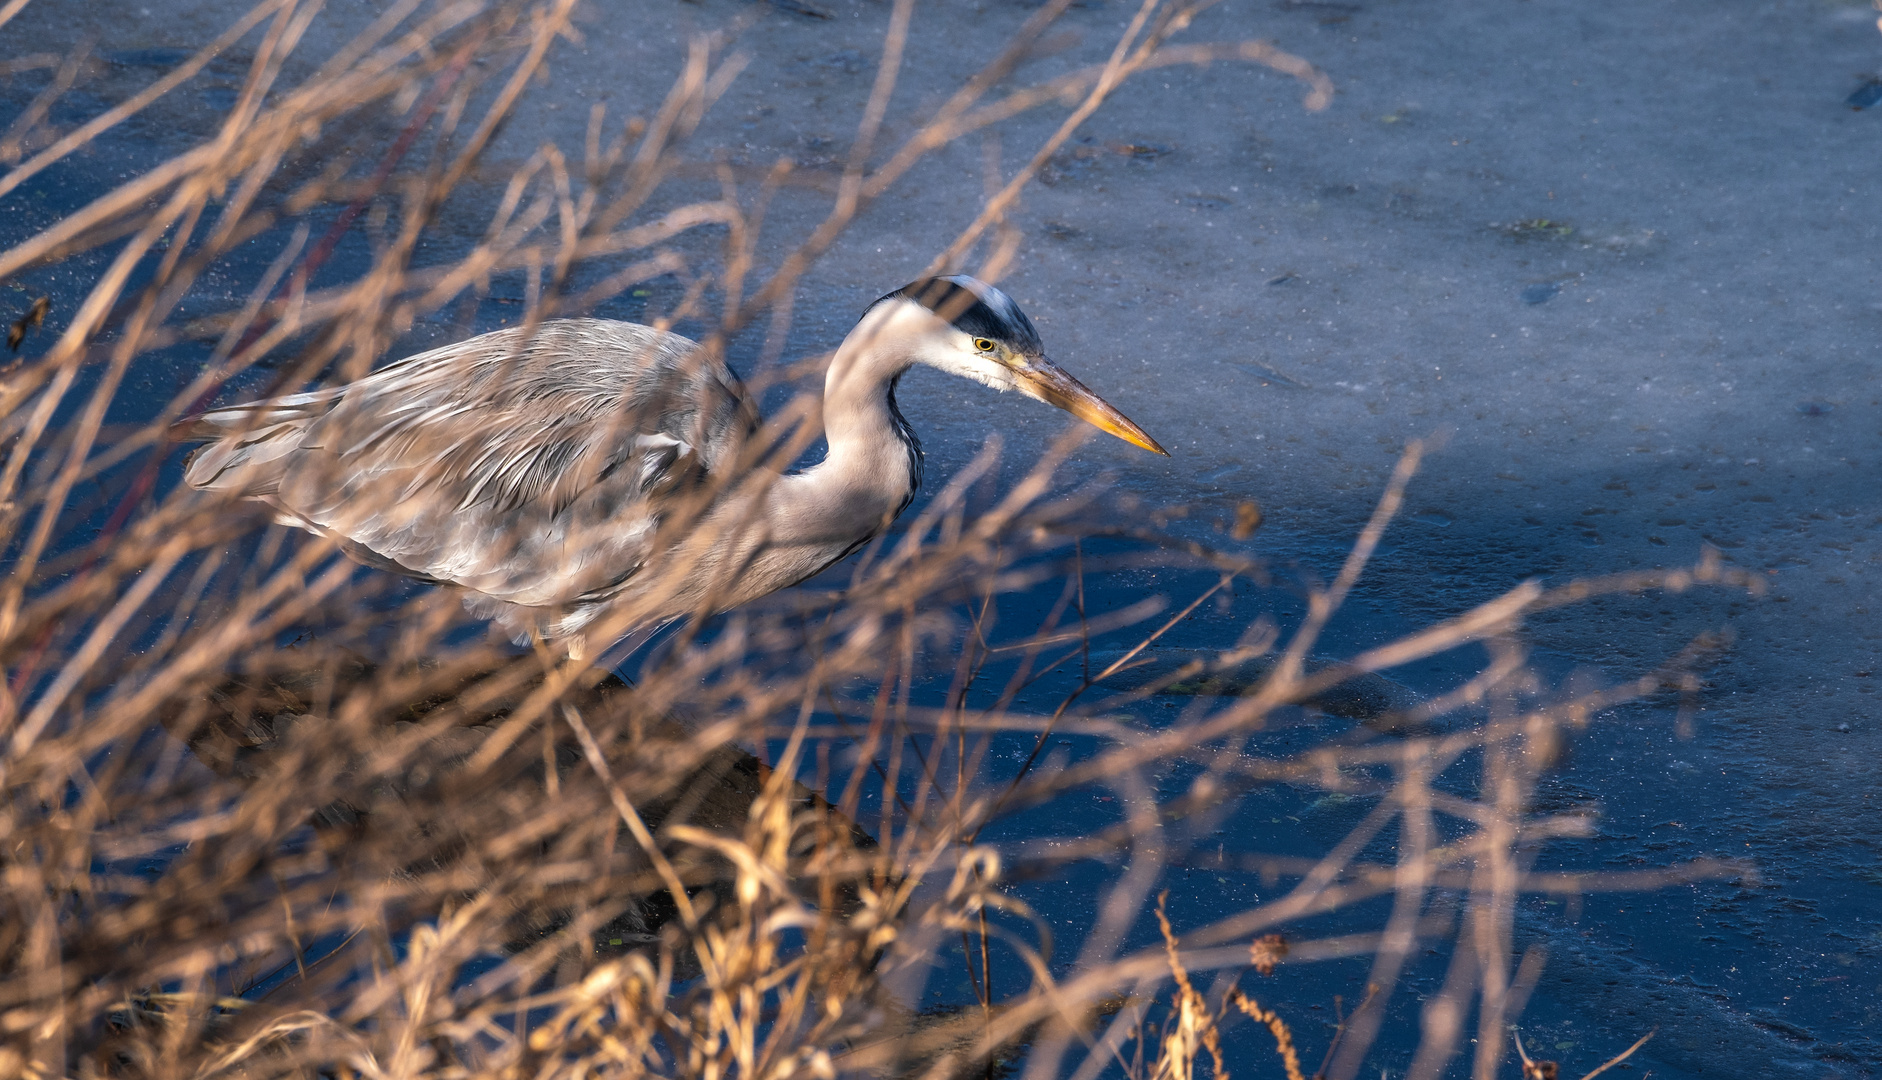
[182,277,1163,645]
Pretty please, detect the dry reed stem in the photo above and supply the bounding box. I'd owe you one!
[1226,992,1306,1080]
[1512,1026,1655,1080]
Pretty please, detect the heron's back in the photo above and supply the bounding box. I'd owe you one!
[182,319,759,623]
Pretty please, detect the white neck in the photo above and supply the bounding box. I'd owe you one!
[765,301,932,546]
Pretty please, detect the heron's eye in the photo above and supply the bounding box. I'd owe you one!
[973,337,996,353]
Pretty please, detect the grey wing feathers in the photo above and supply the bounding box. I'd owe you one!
[182,319,757,609]
[181,387,346,494]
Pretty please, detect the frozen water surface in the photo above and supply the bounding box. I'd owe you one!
[5,0,1881,1075]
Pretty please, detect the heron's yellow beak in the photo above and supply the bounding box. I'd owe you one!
[1010,357,1169,456]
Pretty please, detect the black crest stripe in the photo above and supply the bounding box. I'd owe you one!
[867,276,1043,356]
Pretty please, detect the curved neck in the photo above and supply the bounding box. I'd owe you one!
[765,303,927,544]
[821,301,925,504]
[821,301,923,457]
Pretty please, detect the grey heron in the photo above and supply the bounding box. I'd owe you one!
[181,275,1166,651]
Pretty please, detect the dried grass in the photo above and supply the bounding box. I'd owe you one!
[0,1,1753,1077]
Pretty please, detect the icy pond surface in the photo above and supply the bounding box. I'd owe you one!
[4,0,1880,1074]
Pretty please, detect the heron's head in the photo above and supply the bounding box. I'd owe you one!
[868,276,1168,455]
